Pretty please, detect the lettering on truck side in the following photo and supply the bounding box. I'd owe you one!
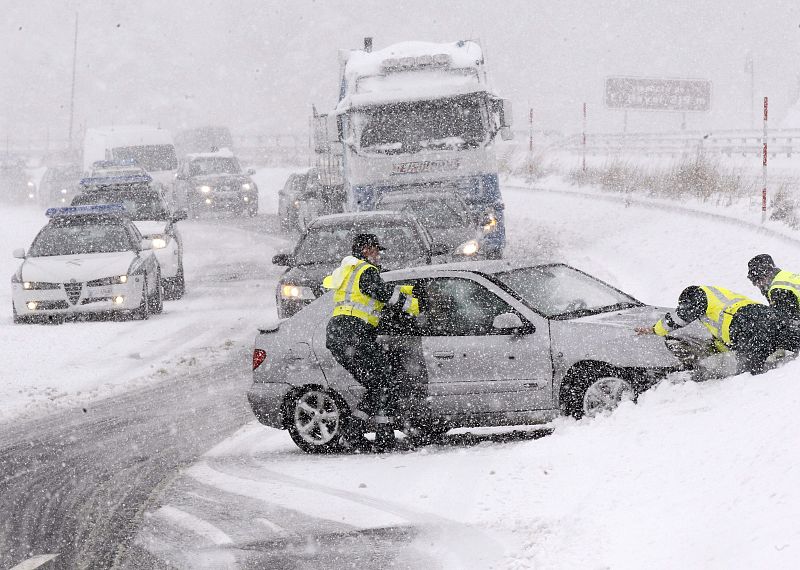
[391,159,461,175]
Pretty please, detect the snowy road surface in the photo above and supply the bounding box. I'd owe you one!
[2,172,800,568]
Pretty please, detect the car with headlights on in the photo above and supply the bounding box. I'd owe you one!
[271,210,449,319]
[71,175,186,299]
[175,149,258,217]
[38,163,83,207]
[11,204,163,323]
[248,260,699,453]
[0,160,37,204]
[375,191,485,258]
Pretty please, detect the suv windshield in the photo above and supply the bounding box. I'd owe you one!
[493,265,640,318]
[377,197,468,228]
[189,157,241,176]
[29,220,134,257]
[355,95,488,153]
[295,222,425,266]
[112,145,178,171]
[72,189,169,221]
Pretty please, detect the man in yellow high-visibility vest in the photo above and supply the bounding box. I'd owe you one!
[323,233,419,452]
[635,284,799,375]
[747,254,800,320]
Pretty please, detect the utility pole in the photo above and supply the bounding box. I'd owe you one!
[68,13,78,150]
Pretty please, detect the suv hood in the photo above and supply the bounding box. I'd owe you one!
[21,252,137,283]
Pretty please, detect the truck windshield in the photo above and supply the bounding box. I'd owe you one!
[356,95,487,153]
[112,145,178,172]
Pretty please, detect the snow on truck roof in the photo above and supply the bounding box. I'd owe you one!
[337,40,488,110]
[186,148,236,159]
[85,125,174,146]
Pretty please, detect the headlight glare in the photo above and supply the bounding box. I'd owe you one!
[280,284,315,300]
[457,239,480,256]
[198,185,212,193]
[87,275,129,286]
[22,281,59,290]
[151,237,167,249]
[241,183,252,190]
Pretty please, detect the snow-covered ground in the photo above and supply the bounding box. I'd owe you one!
[130,171,800,568]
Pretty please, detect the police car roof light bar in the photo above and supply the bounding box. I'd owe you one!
[79,174,152,186]
[46,204,127,218]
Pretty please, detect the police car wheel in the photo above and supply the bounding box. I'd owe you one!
[132,276,150,320]
[149,271,164,314]
[287,389,345,454]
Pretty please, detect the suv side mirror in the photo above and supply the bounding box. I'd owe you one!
[12,248,26,259]
[272,253,294,266]
[246,168,256,176]
[172,210,188,222]
[500,127,513,141]
[140,239,153,251]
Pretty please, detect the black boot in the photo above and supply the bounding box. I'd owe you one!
[373,415,396,453]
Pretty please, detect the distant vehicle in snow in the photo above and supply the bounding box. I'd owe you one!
[270,210,449,319]
[278,171,309,231]
[313,39,513,259]
[72,174,187,299]
[175,148,258,217]
[174,125,234,156]
[11,204,163,323]
[39,163,82,207]
[0,160,37,204]
[82,125,179,205]
[249,260,694,453]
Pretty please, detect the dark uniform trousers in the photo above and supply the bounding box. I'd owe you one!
[730,305,800,374]
[326,315,394,416]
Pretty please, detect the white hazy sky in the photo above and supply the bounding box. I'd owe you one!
[2,0,799,147]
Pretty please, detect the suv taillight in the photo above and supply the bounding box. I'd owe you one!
[253,349,267,370]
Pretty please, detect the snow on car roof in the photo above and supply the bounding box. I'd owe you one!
[309,210,416,227]
[186,147,236,159]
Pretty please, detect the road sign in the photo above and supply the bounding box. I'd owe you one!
[605,77,712,112]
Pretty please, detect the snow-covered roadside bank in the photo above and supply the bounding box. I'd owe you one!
[0,169,292,423]
[152,177,800,568]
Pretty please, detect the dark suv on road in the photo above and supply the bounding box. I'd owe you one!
[271,211,448,318]
[176,151,258,217]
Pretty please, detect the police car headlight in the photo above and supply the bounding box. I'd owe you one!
[198,185,212,193]
[150,236,168,249]
[27,181,35,188]
[87,275,128,286]
[456,239,480,256]
[60,188,68,194]
[280,284,315,300]
[241,183,252,190]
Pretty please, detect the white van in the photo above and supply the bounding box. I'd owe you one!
[83,125,179,204]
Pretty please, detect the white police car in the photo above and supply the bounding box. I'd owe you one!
[11,204,163,323]
[73,173,186,299]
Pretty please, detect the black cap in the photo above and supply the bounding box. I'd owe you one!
[352,233,384,255]
[747,254,776,282]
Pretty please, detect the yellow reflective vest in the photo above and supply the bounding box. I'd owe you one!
[654,285,758,350]
[768,270,800,307]
[322,258,419,327]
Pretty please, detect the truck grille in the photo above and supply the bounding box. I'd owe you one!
[64,282,82,305]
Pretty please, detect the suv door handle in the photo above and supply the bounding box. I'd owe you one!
[433,351,455,359]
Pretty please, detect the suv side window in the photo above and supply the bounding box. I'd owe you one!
[417,277,517,336]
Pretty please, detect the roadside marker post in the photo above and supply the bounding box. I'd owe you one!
[762,96,768,223]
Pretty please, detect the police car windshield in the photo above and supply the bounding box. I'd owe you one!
[72,189,169,221]
[189,157,241,175]
[492,265,640,318]
[29,220,134,257]
[295,223,425,266]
